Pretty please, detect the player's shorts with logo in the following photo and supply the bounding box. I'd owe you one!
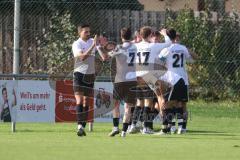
[134,84,156,100]
[73,72,95,97]
[113,81,138,104]
[164,78,188,102]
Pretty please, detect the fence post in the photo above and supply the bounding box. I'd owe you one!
[12,0,21,133]
[89,123,93,132]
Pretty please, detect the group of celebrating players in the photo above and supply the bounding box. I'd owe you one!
[72,24,197,137]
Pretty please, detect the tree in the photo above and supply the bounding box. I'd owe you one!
[166,7,240,100]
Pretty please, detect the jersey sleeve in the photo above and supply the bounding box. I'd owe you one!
[158,48,169,62]
[108,46,123,57]
[153,35,171,53]
[109,51,122,57]
[162,35,172,48]
[90,38,96,53]
[72,42,83,57]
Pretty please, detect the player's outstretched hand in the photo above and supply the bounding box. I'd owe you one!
[160,29,167,36]
[93,34,98,46]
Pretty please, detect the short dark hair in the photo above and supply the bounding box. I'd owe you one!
[140,26,152,39]
[152,31,161,37]
[2,88,7,94]
[78,24,90,32]
[167,28,177,40]
[121,27,132,40]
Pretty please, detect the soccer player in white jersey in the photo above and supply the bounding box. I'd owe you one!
[127,26,171,134]
[152,70,186,135]
[158,29,198,134]
[98,27,138,137]
[72,24,97,137]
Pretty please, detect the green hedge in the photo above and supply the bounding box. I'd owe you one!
[166,8,240,100]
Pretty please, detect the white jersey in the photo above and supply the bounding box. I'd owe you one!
[126,35,171,79]
[159,70,182,86]
[72,38,96,74]
[109,42,138,83]
[159,43,191,85]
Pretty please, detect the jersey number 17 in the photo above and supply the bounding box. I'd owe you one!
[128,52,150,66]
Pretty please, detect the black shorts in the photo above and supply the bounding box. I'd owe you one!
[73,72,95,97]
[164,78,189,102]
[113,81,138,104]
[135,85,155,100]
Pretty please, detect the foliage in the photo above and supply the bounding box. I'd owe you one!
[166,7,240,100]
[38,11,76,75]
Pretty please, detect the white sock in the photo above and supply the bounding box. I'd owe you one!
[78,124,83,130]
[113,127,119,131]
[131,124,136,127]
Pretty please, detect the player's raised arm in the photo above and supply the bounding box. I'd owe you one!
[160,28,171,46]
[152,29,172,53]
[97,41,118,61]
[73,34,97,61]
[96,45,110,61]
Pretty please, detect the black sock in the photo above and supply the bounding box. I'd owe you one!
[176,108,184,128]
[132,106,142,125]
[82,106,89,128]
[139,107,144,122]
[171,118,176,127]
[148,108,158,130]
[167,108,174,130]
[113,118,119,128]
[183,111,188,129]
[76,104,83,125]
[129,107,135,125]
[143,107,151,128]
[161,108,174,132]
[153,108,159,119]
[131,107,135,114]
[149,122,153,130]
[171,108,176,127]
[122,123,129,132]
[161,109,168,132]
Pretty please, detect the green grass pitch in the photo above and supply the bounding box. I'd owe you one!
[0,101,240,160]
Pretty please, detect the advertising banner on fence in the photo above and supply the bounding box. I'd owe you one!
[94,82,119,122]
[0,80,126,123]
[0,80,18,123]
[16,81,55,122]
[0,80,55,123]
[55,80,94,122]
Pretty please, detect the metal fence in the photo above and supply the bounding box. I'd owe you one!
[0,0,240,101]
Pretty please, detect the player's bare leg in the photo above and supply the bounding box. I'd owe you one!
[154,82,176,135]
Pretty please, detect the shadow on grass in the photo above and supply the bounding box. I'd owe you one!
[16,129,74,133]
[187,130,238,137]
[149,129,240,140]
